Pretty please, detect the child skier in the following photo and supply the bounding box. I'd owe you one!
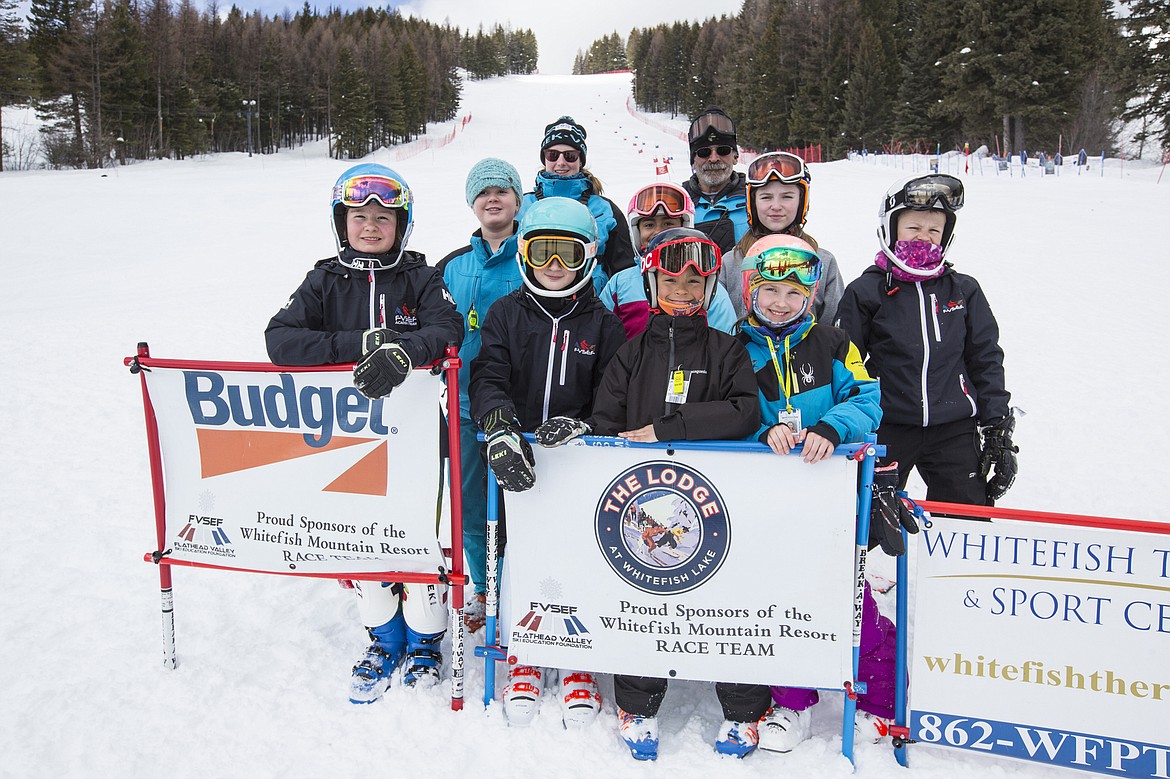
[533,228,768,760]
[834,174,1017,507]
[469,196,626,728]
[599,182,738,338]
[732,234,897,751]
[722,152,844,324]
[437,158,527,632]
[265,163,463,704]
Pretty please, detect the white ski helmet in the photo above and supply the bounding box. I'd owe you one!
[876,174,964,277]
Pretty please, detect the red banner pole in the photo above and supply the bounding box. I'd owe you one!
[916,500,1170,536]
[443,345,466,710]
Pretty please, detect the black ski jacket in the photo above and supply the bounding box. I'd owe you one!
[834,265,1010,427]
[588,313,760,441]
[265,250,463,367]
[470,286,626,431]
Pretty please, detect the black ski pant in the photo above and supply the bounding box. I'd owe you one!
[614,674,772,722]
[877,418,988,506]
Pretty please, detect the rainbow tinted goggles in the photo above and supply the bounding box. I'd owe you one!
[746,152,808,185]
[334,175,411,209]
[645,236,721,277]
[748,246,822,286]
[630,184,692,218]
[889,174,964,211]
[520,234,597,271]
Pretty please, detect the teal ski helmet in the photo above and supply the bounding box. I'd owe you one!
[331,163,414,270]
[516,197,599,299]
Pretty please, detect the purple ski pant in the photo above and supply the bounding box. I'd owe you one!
[770,582,896,718]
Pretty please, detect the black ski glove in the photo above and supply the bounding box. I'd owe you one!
[353,343,412,399]
[868,464,920,557]
[362,327,402,355]
[979,415,1018,502]
[534,416,591,448]
[480,406,536,492]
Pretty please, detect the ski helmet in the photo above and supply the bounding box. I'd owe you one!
[741,234,822,330]
[516,197,599,299]
[641,227,722,316]
[876,174,964,277]
[627,183,695,254]
[331,163,414,271]
[745,152,811,235]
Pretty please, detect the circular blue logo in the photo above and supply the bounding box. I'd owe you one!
[594,460,730,595]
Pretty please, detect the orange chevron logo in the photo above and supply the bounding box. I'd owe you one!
[195,429,388,496]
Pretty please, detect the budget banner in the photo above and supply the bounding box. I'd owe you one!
[910,516,1170,777]
[502,441,857,687]
[144,364,446,576]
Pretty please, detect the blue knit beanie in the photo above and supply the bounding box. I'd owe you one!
[465,157,523,207]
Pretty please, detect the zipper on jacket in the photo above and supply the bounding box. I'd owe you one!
[959,373,977,416]
[929,293,942,342]
[367,270,377,330]
[915,283,931,427]
[542,318,559,421]
[559,329,570,386]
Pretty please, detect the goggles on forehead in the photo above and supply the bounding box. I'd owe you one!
[689,111,736,142]
[334,175,411,209]
[520,234,596,271]
[646,237,721,277]
[890,174,965,211]
[746,152,808,185]
[630,184,691,218]
[750,246,822,287]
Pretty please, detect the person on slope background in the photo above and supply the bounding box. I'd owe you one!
[599,181,738,338]
[834,173,1018,510]
[680,107,749,255]
[519,115,634,290]
[731,233,901,752]
[532,228,768,761]
[436,157,527,633]
[468,197,626,728]
[265,163,463,704]
[722,151,844,325]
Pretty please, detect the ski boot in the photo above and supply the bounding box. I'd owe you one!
[617,708,659,761]
[758,706,811,753]
[348,613,406,704]
[403,627,444,688]
[502,665,543,726]
[715,719,759,758]
[558,670,601,728]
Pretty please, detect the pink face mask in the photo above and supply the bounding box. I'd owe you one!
[875,240,945,282]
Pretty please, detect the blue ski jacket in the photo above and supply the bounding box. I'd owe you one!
[682,171,749,255]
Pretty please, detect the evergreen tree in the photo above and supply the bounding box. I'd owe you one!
[332,46,372,158]
[1120,0,1170,151]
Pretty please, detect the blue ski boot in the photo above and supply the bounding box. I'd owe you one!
[403,627,444,688]
[348,613,406,704]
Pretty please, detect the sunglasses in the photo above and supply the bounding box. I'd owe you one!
[645,237,721,277]
[543,149,580,163]
[694,145,735,159]
[750,246,822,286]
[746,152,808,185]
[630,184,691,217]
[334,175,411,209]
[520,234,596,271]
[889,174,965,211]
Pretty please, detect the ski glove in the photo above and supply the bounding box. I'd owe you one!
[979,415,1018,502]
[480,406,536,492]
[362,327,402,355]
[868,464,920,557]
[534,416,591,448]
[353,343,412,399]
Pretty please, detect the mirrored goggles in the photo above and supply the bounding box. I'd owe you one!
[694,145,735,159]
[520,235,596,271]
[689,111,736,142]
[647,237,721,277]
[631,184,691,217]
[750,246,822,286]
[890,174,965,211]
[746,152,807,185]
[334,175,411,209]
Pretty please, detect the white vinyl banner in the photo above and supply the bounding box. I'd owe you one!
[144,365,446,576]
[502,440,858,687]
[910,516,1170,777]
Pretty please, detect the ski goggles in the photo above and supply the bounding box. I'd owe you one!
[688,111,736,143]
[889,174,965,211]
[645,237,721,277]
[520,234,597,271]
[749,246,822,286]
[746,152,808,185]
[694,145,735,159]
[333,174,411,209]
[543,149,580,163]
[630,184,692,218]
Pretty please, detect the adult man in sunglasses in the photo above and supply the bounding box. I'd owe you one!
[681,107,749,255]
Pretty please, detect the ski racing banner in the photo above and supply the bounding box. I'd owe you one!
[141,361,446,577]
[501,440,858,687]
[910,515,1170,777]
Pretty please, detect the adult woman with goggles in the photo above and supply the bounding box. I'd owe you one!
[721,151,844,326]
